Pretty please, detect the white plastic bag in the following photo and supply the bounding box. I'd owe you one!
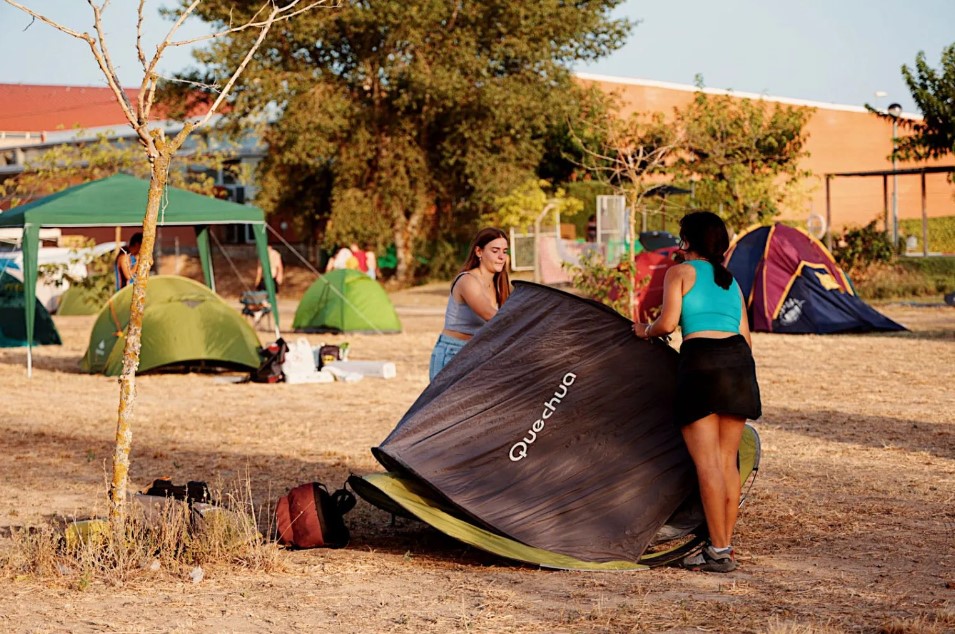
[283,338,332,384]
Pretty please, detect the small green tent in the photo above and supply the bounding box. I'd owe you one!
[81,275,261,376]
[0,270,61,347]
[0,174,278,375]
[56,284,105,316]
[293,269,401,334]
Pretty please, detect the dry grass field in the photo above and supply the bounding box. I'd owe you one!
[0,273,953,633]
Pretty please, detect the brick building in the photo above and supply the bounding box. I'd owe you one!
[579,73,955,238]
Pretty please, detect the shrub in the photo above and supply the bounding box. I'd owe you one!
[563,248,649,319]
[849,260,953,300]
[833,221,894,274]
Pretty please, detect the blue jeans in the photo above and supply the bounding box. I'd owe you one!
[429,334,467,381]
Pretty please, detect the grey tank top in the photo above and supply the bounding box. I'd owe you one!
[443,272,487,335]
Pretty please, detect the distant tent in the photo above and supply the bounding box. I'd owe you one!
[633,247,679,322]
[0,270,61,347]
[81,275,261,376]
[56,284,105,316]
[352,282,761,570]
[293,269,401,334]
[726,223,906,334]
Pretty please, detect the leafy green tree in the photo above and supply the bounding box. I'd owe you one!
[896,44,955,161]
[675,82,813,231]
[484,178,582,233]
[565,96,680,316]
[179,0,631,283]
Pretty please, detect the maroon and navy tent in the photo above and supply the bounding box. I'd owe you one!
[726,223,905,334]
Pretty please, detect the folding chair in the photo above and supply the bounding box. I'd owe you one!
[240,290,273,331]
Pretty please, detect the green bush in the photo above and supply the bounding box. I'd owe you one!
[899,215,955,254]
[562,180,613,238]
[850,257,955,300]
[563,249,634,318]
[832,221,893,274]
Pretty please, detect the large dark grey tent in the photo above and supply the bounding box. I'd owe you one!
[352,282,760,569]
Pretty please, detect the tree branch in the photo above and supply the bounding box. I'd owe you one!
[3,0,88,39]
[167,0,333,48]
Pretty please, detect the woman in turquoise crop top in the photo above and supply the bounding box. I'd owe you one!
[634,211,761,573]
[428,228,511,381]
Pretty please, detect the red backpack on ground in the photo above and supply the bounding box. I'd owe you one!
[275,482,356,549]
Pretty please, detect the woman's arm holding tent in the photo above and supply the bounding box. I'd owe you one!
[634,264,687,339]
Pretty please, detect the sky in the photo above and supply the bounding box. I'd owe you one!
[1,1,953,115]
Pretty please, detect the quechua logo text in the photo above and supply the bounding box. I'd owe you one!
[508,372,577,462]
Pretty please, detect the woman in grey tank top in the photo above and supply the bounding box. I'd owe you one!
[429,228,511,380]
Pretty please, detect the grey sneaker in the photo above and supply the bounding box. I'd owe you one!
[681,545,737,572]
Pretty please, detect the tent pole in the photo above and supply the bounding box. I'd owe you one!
[252,223,280,333]
[22,223,40,378]
[195,226,216,292]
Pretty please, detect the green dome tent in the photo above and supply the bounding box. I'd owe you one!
[0,270,61,347]
[56,284,106,316]
[293,270,401,334]
[81,275,261,376]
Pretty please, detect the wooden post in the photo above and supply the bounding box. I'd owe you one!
[825,176,832,250]
[921,171,928,256]
[882,175,889,237]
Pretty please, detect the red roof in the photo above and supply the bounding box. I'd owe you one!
[0,84,147,133]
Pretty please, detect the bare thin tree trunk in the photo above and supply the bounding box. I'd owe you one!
[109,155,170,526]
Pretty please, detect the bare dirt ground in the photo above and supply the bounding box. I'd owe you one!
[1,267,953,633]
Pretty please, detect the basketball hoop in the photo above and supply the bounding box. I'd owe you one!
[806,213,827,240]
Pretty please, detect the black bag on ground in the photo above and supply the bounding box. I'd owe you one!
[143,478,211,505]
[252,338,288,383]
[275,482,356,549]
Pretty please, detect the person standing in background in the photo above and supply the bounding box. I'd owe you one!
[364,243,378,280]
[255,245,285,294]
[115,232,143,291]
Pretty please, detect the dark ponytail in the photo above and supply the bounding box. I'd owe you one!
[679,211,734,290]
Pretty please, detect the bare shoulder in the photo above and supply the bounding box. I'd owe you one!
[451,271,477,298]
[666,262,695,279]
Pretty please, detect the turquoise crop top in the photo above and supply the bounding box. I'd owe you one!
[443,273,487,335]
[679,260,743,335]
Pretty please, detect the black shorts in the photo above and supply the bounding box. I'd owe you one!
[676,335,761,427]
[256,279,280,294]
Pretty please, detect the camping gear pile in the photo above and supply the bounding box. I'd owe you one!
[250,337,395,384]
[350,282,761,570]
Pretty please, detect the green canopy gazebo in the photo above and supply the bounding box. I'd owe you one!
[0,174,278,376]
